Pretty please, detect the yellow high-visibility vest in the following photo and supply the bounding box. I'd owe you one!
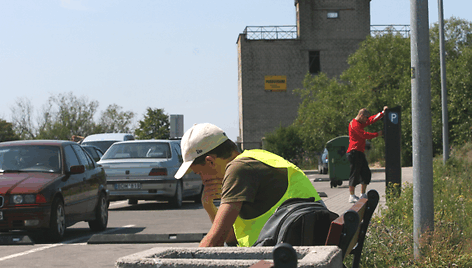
[232,149,321,247]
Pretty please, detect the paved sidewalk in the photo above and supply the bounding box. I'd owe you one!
[306,167,413,216]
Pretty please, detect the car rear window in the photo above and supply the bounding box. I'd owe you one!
[102,142,171,160]
[81,141,117,153]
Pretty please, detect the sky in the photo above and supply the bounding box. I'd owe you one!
[1,0,471,142]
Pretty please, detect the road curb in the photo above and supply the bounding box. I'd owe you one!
[303,168,385,175]
[88,233,206,244]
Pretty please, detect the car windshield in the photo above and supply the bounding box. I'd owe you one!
[102,142,171,160]
[81,141,116,153]
[0,145,61,173]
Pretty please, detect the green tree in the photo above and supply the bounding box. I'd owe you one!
[444,45,472,144]
[293,32,411,158]
[97,104,135,133]
[10,97,37,139]
[293,72,353,154]
[134,108,170,140]
[429,17,472,148]
[292,18,472,166]
[340,31,412,165]
[37,92,99,140]
[0,119,20,142]
[263,124,304,165]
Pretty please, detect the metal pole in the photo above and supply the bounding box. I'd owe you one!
[438,0,449,163]
[410,0,434,259]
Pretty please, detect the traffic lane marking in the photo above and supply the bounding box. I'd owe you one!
[0,225,135,262]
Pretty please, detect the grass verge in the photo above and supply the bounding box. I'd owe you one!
[344,142,472,267]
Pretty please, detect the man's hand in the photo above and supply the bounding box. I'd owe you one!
[202,178,222,205]
[201,177,223,223]
[383,106,388,112]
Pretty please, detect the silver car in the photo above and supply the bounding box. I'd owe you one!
[97,140,202,208]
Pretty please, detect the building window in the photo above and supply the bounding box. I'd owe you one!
[327,11,339,19]
[309,51,320,75]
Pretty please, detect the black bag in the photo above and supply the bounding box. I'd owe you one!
[253,197,338,247]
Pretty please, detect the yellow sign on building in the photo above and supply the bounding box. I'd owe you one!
[264,76,287,91]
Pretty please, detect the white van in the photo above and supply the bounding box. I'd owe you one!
[81,133,134,153]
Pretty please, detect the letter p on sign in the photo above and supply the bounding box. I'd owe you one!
[390,112,399,124]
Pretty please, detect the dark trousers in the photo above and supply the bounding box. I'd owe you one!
[346,150,371,187]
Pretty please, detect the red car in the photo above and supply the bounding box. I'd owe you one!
[0,140,108,242]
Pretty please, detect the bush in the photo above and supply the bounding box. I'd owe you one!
[263,125,307,166]
[345,142,472,267]
[365,137,386,167]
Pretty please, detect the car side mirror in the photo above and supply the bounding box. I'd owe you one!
[69,165,85,174]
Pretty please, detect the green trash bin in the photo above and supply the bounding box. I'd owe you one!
[326,136,350,188]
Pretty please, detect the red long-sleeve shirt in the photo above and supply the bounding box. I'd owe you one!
[347,112,384,153]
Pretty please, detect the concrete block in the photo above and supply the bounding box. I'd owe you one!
[0,234,34,245]
[116,246,343,268]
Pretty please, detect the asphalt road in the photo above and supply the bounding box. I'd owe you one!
[0,199,211,268]
[0,168,410,268]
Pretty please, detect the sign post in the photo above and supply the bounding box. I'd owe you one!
[384,106,402,197]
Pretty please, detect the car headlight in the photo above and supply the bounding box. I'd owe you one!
[11,194,36,204]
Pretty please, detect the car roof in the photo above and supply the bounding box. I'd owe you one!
[82,133,134,142]
[0,140,75,147]
[111,139,180,145]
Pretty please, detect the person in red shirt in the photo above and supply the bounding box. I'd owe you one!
[346,106,388,203]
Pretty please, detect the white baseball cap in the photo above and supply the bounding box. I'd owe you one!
[174,123,228,179]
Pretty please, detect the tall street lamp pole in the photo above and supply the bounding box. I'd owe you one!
[410,0,434,259]
[438,0,449,164]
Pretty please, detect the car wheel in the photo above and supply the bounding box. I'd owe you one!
[128,199,138,205]
[170,181,183,208]
[47,198,66,242]
[88,192,108,231]
[323,167,328,174]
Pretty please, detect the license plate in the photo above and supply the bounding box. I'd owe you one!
[115,183,141,190]
[0,211,3,221]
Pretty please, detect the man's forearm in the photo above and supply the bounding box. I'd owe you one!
[199,202,242,247]
[199,231,225,247]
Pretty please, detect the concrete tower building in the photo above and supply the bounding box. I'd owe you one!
[237,0,372,149]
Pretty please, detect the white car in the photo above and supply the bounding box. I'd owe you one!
[81,133,135,154]
[97,140,202,208]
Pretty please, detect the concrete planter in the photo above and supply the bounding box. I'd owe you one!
[116,246,342,268]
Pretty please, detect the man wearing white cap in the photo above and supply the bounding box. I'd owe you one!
[175,123,322,247]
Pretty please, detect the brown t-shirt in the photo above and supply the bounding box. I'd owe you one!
[221,157,288,220]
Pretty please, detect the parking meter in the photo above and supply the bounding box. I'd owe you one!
[384,106,402,196]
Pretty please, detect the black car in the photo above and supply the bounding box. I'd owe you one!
[81,145,104,162]
[0,140,108,242]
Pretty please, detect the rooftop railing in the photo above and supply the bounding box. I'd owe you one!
[242,25,411,40]
[371,25,410,37]
[243,26,298,40]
